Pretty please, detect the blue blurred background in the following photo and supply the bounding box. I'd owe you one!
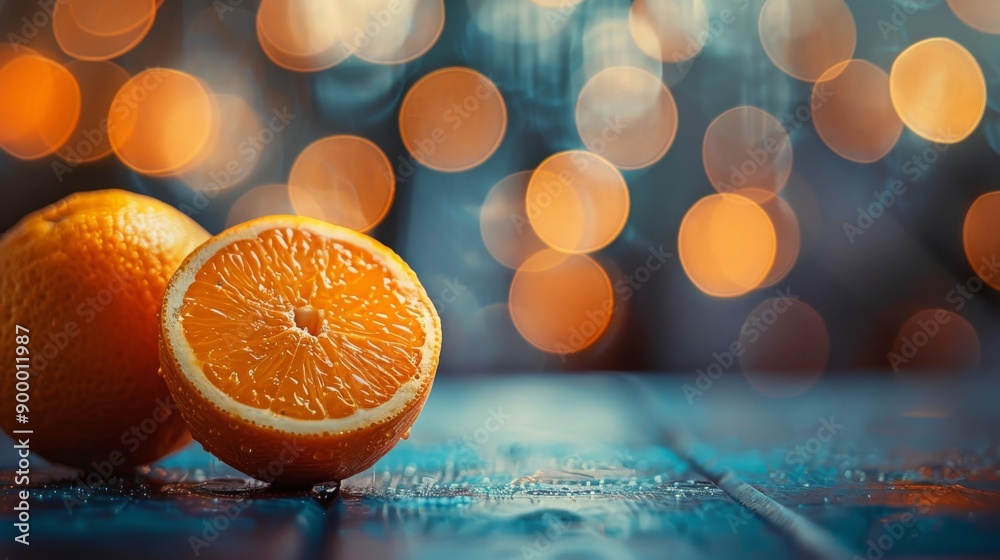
[2,0,999,377]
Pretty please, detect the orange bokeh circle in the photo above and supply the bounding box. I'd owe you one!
[703,106,793,199]
[69,0,156,36]
[288,135,395,232]
[678,193,777,298]
[963,191,1000,291]
[740,189,800,288]
[890,309,980,375]
[107,68,217,176]
[53,0,156,61]
[759,0,856,82]
[256,0,354,72]
[399,67,507,172]
[575,66,678,170]
[946,0,1000,34]
[350,0,445,65]
[526,151,630,254]
[890,37,986,144]
[509,249,614,355]
[179,94,264,192]
[740,298,829,398]
[480,171,550,270]
[0,54,81,160]
[629,0,709,64]
[813,60,903,163]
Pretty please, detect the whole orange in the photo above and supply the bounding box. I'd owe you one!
[0,189,209,471]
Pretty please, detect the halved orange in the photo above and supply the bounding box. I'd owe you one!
[158,216,441,486]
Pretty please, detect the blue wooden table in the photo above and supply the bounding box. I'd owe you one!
[2,373,999,559]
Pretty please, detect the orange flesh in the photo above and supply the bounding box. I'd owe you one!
[178,227,427,420]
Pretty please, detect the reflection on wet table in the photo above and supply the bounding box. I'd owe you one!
[2,374,999,559]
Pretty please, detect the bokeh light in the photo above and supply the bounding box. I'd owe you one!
[256,0,353,72]
[509,250,613,354]
[467,0,573,44]
[288,135,395,232]
[703,106,792,198]
[739,298,829,398]
[890,37,986,144]
[69,0,155,36]
[179,94,263,192]
[628,0,708,64]
[963,191,1000,291]
[526,151,630,254]
[678,193,776,298]
[107,68,217,176]
[0,57,27,143]
[399,67,507,172]
[226,184,296,228]
[351,0,445,65]
[575,66,678,170]
[946,0,1000,35]
[0,54,81,160]
[812,60,903,163]
[581,15,662,85]
[529,0,583,7]
[891,309,980,375]
[58,60,130,164]
[480,171,550,270]
[0,0,995,382]
[53,0,156,61]
[758,0,856,82]
[741,189,800,288]
[0,45,36,144]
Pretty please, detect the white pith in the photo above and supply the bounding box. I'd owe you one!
[162,216,439,435]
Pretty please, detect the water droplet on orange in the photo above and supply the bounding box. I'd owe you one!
[313,449,336,461]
